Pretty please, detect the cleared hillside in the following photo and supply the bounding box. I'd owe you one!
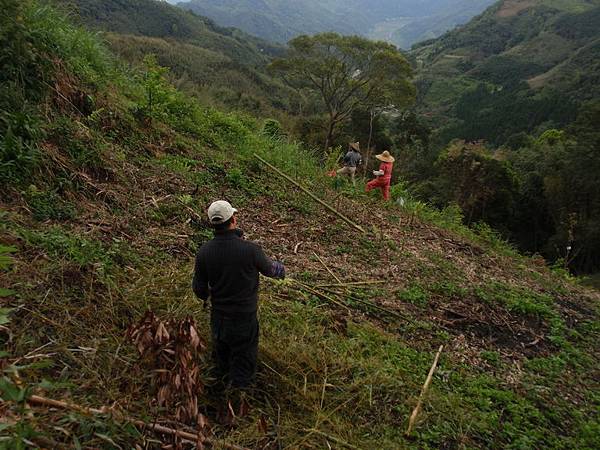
[412,0,600,146]
[1,1,599,449]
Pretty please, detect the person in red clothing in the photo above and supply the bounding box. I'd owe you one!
[366,150,395,201]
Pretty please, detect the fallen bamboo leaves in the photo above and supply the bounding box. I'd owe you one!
[126,311,206,424]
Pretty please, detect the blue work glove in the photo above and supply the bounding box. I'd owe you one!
[271,261,286,279]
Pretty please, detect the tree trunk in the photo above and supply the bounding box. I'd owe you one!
[367,108,375,153]
[363,145,373,179]
[324,117,336,154]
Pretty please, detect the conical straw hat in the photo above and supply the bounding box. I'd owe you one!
[376,150,395,163]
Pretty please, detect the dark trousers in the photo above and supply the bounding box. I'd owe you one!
[210,310,259,389]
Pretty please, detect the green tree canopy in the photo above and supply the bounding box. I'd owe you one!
[269,33,415,151]
[435,141,518,228]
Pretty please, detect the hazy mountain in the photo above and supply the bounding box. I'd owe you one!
[412,0,600,145]
[176,1,353,44]
[177,0,496,48]
[372,0,496,48]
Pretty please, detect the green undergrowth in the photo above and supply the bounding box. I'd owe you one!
[3,258,598,448]
[581,272,600,290]
[1,1,599,449]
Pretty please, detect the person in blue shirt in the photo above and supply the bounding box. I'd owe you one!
[337,141,363,185]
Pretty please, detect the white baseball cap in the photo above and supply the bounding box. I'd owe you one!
[207,200,237,224]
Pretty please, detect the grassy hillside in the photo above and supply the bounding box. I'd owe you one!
[54,0,293,115]
[412,0,600,146]
[1,1,599,449]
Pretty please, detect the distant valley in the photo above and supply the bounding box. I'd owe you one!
[173,0,496,48]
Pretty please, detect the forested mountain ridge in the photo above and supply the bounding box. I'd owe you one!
[385,0,600,275]
[412,0,600,146]
[54,0,292,114]
[177,0,495,48]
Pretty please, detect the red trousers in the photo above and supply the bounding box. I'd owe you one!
[366,178,391,200]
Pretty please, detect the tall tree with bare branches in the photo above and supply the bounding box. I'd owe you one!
[269,33,415,152]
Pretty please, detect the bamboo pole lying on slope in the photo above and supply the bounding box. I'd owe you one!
[27,395,249,450]
[313,251,342,284]
[405,345,444,437]
[253,153,366,234]
[314,280,386,288]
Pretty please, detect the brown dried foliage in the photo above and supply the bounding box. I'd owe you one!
[127,311,207,425]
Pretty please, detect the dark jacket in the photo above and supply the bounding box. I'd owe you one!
[192,229,285,313]
[343,150,362,167]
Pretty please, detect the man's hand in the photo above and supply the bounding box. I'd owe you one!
[373,170,384,176]
[271,261,286,279]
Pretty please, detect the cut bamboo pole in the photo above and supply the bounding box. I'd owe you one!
[313,251,342,284]
[266,277,407,321]
[253,153,366,233]
[314,280,386,288]
[317,286,410,321]
[27,395,249,450]
[405,345,444,437]
[304,428,360,450]
[290,279,351,312]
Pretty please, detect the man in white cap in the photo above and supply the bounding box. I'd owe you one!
[192,200,285,392]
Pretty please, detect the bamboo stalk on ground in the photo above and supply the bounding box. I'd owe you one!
[405,345,444,437]
[27,395,249,450]
[313,251,342,284]
[289,279,351,312]
[303,428,360,449]
[266,278,408,322]
[253,153,366,234]
[314,280,386,288]
[317,286,411,321]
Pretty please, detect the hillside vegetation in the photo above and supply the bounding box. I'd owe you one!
[388,0,600,273]
[1,1,600,449]
[412,0,600,145]
[55,0,293,116]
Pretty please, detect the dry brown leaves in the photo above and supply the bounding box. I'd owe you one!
[127,311,207,425]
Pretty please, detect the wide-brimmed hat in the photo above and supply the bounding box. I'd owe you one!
[376,151,395,163]
[349,142,360,151]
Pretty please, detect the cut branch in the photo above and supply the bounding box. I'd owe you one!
[253,153,366,233]
[405,345,444,437]
[27,395,249,450]
[313,251,342,284]
[314,280,386,288]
